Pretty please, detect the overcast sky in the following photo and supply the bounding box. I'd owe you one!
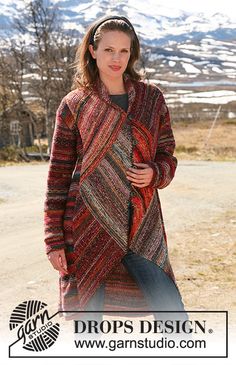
[156,0,236,18]
[1,0,236,20]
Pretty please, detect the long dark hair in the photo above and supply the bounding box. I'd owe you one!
[72,16,143,90]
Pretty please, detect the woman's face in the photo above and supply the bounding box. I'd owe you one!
[89,30,131,81]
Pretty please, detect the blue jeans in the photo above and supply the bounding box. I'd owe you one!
[77,249,188,322]
[122,249,188,322]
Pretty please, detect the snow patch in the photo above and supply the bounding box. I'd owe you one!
[166,90,236,105]
[182,63,201,74]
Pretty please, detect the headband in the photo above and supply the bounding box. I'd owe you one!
[89,15,137,45]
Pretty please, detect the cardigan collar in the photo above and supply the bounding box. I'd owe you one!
[93,73,136,114]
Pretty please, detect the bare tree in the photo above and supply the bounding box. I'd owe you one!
[13,0,76,152]
[0,40,28,149]
[13,0,57,151]
[0,0,77,154]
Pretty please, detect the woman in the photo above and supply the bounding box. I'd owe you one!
[44,15,188,327]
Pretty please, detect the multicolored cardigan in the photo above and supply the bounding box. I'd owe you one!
[44,73,178,319]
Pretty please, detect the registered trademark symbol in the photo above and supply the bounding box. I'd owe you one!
[208,328,213,334]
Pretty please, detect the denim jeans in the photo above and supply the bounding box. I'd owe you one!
[75,249,188,323]
[121,249,188,322]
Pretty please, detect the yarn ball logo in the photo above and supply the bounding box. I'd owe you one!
[9,300,60,352]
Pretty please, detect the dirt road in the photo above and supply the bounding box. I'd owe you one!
[0,160,235,339]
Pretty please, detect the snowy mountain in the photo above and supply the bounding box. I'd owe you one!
[1,0,235,44]
[0,0,236,109]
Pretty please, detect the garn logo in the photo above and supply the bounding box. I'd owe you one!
[9,300,60,352]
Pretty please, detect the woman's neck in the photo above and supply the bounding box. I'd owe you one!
[99,74,126,95]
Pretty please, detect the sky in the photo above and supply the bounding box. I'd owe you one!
[1,0,236,21]
[153,0,236,19]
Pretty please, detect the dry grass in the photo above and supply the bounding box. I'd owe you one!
[173,119,236,161]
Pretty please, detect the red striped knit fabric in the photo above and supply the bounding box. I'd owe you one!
[44,73,178,320]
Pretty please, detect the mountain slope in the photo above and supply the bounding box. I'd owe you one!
[0,0,236,111]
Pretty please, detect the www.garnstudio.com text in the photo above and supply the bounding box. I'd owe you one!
[74,337,206,351]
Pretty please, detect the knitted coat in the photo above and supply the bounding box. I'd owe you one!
[44,73,178,320]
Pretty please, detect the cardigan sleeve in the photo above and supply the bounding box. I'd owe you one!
[43,97,80,254]
[147,92,178,189]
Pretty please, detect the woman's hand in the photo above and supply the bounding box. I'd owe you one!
[47,248,68,275]
[126,162,157,188]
